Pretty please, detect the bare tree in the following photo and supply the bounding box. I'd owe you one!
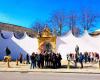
[32,21,44,33]
[67,12,78,35]
[50,10,67,36]
[81,10,99,31]
[32,21,53,37]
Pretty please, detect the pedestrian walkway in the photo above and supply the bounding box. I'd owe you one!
[0,61,100,74]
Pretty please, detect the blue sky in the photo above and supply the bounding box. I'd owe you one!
[0,0,100,31]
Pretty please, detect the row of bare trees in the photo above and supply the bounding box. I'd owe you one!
[32,10,99,36]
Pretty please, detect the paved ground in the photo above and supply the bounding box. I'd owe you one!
[0,72,100,80]
[0,61,100,74]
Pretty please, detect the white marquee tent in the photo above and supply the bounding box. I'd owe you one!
[56,30,100,59]
[0,30,38,60]
[0,30,100,60]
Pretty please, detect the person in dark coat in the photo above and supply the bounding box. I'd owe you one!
[19,53,23,64]
[57,53,62,68]
[34,53,37,68]
[52,53,57,69]
[75,45,80,68]
[75,45,79,62]
[84,52,88,63]
[79,52,84,68]
[44,52,49,67]
[40,53,44,68]
[36,54,40,68]
[26,54,30,64]
[30,52,35,69]
[48,52,52,67]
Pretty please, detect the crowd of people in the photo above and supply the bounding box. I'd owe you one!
[17,50,100,69]
[67,52,100,68]
[5,46,100,69]
[67,52,99,62]
[18,51,62,69]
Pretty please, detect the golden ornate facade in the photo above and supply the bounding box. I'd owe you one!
[38,27,56,52]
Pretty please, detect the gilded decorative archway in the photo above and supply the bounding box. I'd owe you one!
[38,27,56,52]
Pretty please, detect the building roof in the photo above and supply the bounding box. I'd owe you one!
[0,22,37,37]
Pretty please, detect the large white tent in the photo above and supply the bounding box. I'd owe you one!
[0,31,38,60]
[56,30,100,59]
[0,30,100,60]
